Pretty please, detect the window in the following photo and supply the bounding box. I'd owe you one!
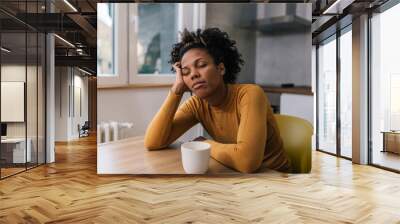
[136,4,178,75]
[97,3,128,86]
[339,26,352,158]
[370,2,400,171]
[390,75,400,130]
[129,3,205,84]
[317,35,337,155]
[97,3,115,76]
[316,24,353,159]
[97,3,206,87]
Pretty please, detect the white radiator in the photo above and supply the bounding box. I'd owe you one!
[97,122,133,144]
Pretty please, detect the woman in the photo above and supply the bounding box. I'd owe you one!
[144,28,290,173]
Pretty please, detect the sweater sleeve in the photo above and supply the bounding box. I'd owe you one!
[205,86,267,173]
[144,90,199,150]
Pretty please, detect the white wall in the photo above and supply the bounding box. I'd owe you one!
[55,67,69,141]
[71,74,89,138]
[1,65,38,137]
[1,64,46,163]
[98,87,201,142]
[54,67,89,141]
[280,93,314,125]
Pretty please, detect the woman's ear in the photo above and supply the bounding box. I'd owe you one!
[217,63,225,76]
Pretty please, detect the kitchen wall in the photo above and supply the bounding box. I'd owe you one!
[254,3,313,135]
[255,32,311,86]
[255,4,312,86]
[205,3,312,113]
[206,3,312,86]
[206,3,257,84]
[98,88,201,141]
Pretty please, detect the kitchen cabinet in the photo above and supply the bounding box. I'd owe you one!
[261,85,313,125]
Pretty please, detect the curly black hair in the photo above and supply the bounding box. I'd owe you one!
[169,27,244,84]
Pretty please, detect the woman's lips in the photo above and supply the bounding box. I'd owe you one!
[192,82,206,90]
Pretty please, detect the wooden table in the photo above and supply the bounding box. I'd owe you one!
[97,136,274,175]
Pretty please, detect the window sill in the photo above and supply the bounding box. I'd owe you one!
[97,83,173,90]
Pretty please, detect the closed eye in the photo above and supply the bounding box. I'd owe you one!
[181,59,207,76]
[197,61,207,67]
[181,68,190,76]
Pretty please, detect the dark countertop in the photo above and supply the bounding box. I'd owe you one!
[260,85,313,96]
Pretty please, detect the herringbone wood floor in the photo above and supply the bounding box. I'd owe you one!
[1,135,400,223]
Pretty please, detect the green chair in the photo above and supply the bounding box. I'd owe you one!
[274,114,313,173]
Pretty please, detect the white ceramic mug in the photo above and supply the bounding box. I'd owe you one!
[181,141,211,174]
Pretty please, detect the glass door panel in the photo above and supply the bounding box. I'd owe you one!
[371,3,400,171]
[339,28,352,158]
[1,31,28,177]
[318,35,337,154]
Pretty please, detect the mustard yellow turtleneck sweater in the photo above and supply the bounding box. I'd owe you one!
[144,84,290,173]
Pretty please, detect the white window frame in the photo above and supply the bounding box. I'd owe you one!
[98,3,206,87]
[97,3,128,87]
[128,3,206,85]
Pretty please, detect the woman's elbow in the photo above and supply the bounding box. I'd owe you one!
[144,141,165,151]
[144,143,162,151]
[144,130,162,150]
[144,137,164,151]
[236,159,262,174]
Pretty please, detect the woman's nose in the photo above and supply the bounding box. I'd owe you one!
[190,69,200,80]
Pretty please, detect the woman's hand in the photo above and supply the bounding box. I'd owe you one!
[171,62,189,95]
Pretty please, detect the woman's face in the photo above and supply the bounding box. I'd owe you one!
[180,48,225,99]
